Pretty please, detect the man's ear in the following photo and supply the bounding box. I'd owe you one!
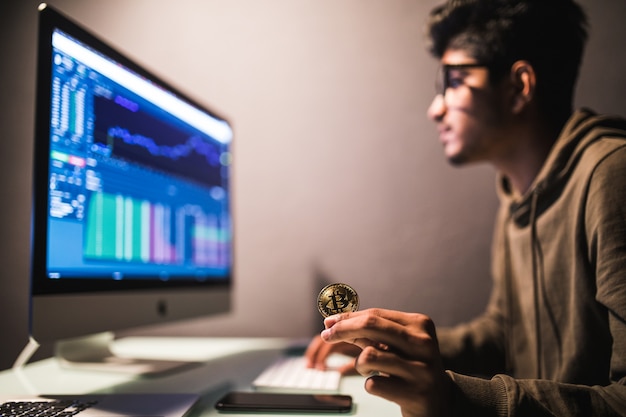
[509,60,536,114]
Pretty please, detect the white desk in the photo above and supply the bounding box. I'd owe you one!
[0,337,399,416]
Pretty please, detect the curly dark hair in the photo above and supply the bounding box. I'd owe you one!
[426,0,588,122]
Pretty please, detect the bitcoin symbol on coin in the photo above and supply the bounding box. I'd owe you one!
[317,283,359,317]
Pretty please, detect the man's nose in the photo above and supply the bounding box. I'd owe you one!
[427,94,446,121]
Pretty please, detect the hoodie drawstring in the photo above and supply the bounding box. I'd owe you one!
[529,185,563,379]
[530,188,543,378]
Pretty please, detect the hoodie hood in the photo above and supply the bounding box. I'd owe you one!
[498,108,626,226]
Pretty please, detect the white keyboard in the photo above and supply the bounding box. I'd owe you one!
[252,356,341,393]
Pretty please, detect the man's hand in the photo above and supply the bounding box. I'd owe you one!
[320,308,452,417]
[304,334,360,374]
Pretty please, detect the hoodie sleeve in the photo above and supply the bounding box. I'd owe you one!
[447,373,626,417]
[587,141,626,386]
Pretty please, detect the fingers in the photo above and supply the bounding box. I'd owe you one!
[304,336,359,374]
[321,309,439,361]
[355,345,451,416]
[304,335,334,369]
[355,346,430,382]
[325,308,435,332]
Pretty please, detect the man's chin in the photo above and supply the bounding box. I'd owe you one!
[446,152,469,166]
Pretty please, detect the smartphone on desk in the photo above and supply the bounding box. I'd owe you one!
[215,391,353,413]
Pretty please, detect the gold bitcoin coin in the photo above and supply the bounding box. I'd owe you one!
[317,283,359,317]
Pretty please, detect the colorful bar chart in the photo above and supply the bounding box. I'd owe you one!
[84,191,229,267]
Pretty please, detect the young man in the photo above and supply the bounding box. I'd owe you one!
[305,0,626,415]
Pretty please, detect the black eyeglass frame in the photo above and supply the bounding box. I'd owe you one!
[435,63,490,96]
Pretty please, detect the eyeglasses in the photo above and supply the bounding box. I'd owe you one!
[435,63,489,97]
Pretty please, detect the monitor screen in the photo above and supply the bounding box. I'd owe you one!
[29,3,233,363]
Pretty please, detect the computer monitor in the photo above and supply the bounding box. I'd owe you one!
[23,3,233,373]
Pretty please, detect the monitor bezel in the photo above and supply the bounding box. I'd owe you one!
[31,4,234,297]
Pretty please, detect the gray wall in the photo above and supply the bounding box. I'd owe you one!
[0,0,624,369]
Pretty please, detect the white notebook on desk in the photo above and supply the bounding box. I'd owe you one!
[0,393,199,417]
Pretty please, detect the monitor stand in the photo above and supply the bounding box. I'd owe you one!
[15,332,197,376]
[56,332,200,375]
